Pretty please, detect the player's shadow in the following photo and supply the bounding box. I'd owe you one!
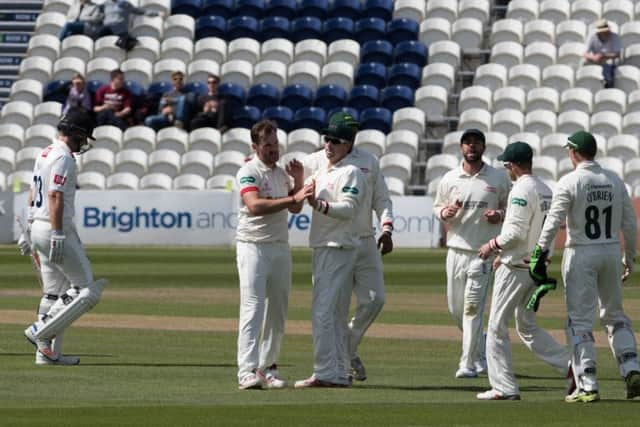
[357,384,488,392]
[515,374,565,380]
[0,352,36,356]
[79,362,236,368]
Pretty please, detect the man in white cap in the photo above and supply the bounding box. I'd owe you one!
[584,19,622,88]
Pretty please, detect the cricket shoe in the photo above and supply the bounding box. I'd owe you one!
[474,357,487,375]
[238,370,263,390]
[294,375,350,389]
[455,367,478,378]
[566,362,577,397]
[262,364,287,389]
[350,356,367,381]
[476,389,521,401]
[24,324,58,362]
[625,370,640,399]
[565,389,600,403]
[36,352,80,365]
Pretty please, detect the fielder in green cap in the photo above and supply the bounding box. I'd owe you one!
[299,111,394,385]
[476,140,570,400]
[532,128,640,402]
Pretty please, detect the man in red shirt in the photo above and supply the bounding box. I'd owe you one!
[94,68,132,130]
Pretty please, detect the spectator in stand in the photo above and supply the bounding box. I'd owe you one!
[93,69,132,130]
[62,74,92,115]
[98,0,165,51]
[58,0,103,40]
[144,71,190,131]
[584,19,622,89]
[189,74,231,132]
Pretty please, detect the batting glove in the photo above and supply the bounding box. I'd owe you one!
[49,231,65,265]
[529,244,549,283]
[526,279,557,312]
[17,233,31,256]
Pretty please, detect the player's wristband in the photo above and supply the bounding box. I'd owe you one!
[489,237,501,251]
[315,199,329,214]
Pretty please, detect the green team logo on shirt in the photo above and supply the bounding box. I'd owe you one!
[512,197,527,206]
[341,186,359,195]
[239,176,256,184]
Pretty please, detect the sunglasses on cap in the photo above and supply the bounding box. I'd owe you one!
[324,135,351,145]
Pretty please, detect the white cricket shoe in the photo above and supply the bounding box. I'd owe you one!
[294,375,350,388]
[476,389,521,401]
[238,370,263,390]
[262,364,286,389]
[24,324,58,361]
[36,352,80,365]
[474,357,487,375]
[455,367,478,378]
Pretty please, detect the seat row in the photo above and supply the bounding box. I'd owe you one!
[459,86,640,116]
[458,108,640,139]
[506,0,640,26]
[473,63,640,94]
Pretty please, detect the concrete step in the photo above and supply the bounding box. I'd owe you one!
[0,43,30,54]
[0,76,17,88]
[0,1,43,11]
[0,22,36,32]
[0,64,19,75]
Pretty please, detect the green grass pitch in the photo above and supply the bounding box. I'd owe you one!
[1,246,639,426]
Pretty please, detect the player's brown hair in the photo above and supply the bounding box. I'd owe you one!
[250,120,277,144]
[110,68,124,80]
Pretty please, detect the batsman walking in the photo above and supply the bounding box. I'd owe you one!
[531,131,640,402]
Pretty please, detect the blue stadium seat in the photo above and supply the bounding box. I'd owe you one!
[355,17,386,45]
[218,82,246,106]
[393,40,427,67]
[291,17,323,43]
[147,81,172,99]
[380,85,414,112]
[386,18,419,44]
[347,84,379,111]
[125,80,145,98]
[322,17,354,44]
[247,83,280,110]
[235,0,264,19]
[185,81,208,95]
[262,106,294,132]
[195,15,226,40]
[387,63,421,89]
[293,106,327,131]
[280,84,314,111]
[361,40,393,66]
[226,16,259,40]
[329,0,361,21]
[355,62,387,87]
[172,0,203,18]
[87,80,104,98]
[259,17,291,42]
[202,0,234,18]
[314,84,348,111]
[233,105,261,128]
[363,0,392,21]
[328,106,359,122]
[265,0,297,20]
[360,107,391,133]
[297,0,328,20]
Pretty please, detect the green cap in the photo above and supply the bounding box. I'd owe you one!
[322,111,359,142]
[497,141,533,163]
[565,131,597,156]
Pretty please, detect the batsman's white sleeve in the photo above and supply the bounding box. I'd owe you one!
[621,186,637,271]
[537,179,572,251]
[371,162,394,231]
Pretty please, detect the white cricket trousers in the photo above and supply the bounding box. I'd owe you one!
[30,220,94,295]
[347,236,385,358]
[312,246,357,384]
[487,265,570,396]
[446,248,492,369]
[562,245,640,390]
[236,241,291,381]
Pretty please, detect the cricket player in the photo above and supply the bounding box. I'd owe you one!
[236,120,313,390]
[302,112,394,382]
[531,131,640,402]
[22,108,107,365]
[476,142,570,400]
[433,128,511,378]
[295,113,366,388]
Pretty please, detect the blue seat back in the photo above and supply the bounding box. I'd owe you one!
[293,106,327,131]
[362,0,392,21]
[235,0,264,19]
[355,17,386,45]
[247,83,280,110]
[195,15,226,40]
[393,40,428,67]
[387,63,421,89]
[280,84,314,111]
[218,82,246,109]
[262,105,294,132]
[291,16,323,43]
[386,18,419,44]
[227,15,259,40]
[185,81,209,95]
[314,84,348,111]
[265,0,297,20]
[233,105,261,128]
[347,84,379,111]
[171,0,203,18]
[361,40,393,66]
[360,107,391,133]
[259,16,291,42]
[380,85,414,112]
[354,62,387,87]
[322,17,354,44]
[297,0,328,20]
[202,0,234,18]
[44,79,71,104]
[329,0,360,21]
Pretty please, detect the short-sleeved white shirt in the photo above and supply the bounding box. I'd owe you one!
[236,157,292,243]
[31,140,77,228]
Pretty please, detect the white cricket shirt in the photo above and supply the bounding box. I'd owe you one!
[236,157,292,243]
[30,140,77,227]
[434,162,511,251]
